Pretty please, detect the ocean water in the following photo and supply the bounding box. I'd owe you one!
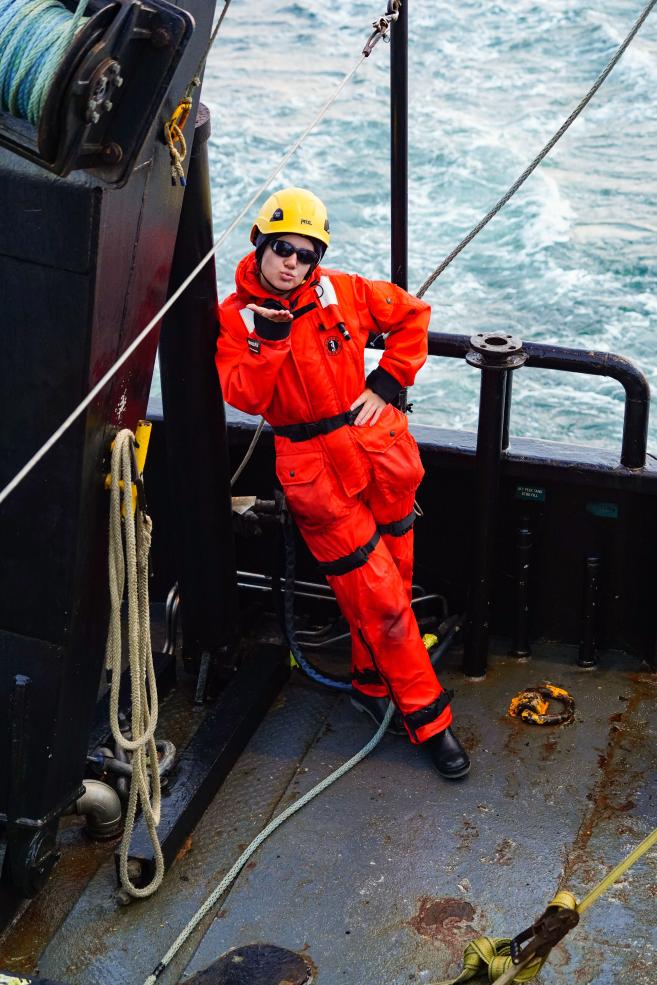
[176,0,657,455]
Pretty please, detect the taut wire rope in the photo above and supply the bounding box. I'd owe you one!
[416,0,657,297]
[163,0,233,185]
[185,0,233,100]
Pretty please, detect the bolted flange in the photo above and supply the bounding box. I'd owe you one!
[466,331,527,370]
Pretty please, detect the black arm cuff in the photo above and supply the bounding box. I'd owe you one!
[254,313,292,341]
[254,299,291,340]
[366,366,403,403]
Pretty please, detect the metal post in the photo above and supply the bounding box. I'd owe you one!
[579,556,601,668]
[464,332,526,677]
[510,515,532,658]
[390,0,408,289]
[159,105,239,684]
[502,370,513,451]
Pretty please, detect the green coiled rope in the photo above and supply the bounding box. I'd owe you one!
[0,0,88,126]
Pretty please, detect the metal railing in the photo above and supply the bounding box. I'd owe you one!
[425,332,650,470]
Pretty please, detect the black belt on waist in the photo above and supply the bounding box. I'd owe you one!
[273,406,361,443]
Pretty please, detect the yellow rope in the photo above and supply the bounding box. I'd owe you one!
[577,823,657,915]
[164,100,190,187]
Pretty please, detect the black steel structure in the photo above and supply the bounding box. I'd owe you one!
[390,0,408,290]
[158,106,239,684]
[0,0,218,904]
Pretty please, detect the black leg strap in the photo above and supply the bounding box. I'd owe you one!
[403,689,453,740]
[316,530,380,577]
[378,510,416,538]
[352,667,384,686]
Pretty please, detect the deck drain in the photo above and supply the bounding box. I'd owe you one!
[186,943,313,984]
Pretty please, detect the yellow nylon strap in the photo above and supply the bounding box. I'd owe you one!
[431,937,544,985]
[432,893,578,985]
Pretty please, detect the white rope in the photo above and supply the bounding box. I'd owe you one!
[106,429,164,898]
[142,702,395,984]
[0,43,373,511]
[230,417,266,487]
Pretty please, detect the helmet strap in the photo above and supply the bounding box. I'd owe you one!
[258,266,290,296]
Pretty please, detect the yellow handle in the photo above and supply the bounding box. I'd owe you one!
[104,421,152,514]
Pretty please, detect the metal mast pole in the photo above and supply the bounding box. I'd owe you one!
[390,1,408,289]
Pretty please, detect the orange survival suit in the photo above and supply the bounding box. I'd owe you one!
[216,252,452,743]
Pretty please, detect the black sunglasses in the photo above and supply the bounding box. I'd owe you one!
[269,239,318,266]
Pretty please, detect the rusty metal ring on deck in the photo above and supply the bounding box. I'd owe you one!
[508,681,575,726]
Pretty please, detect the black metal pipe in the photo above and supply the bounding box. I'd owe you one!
[390,0,408,289]
[159,105,239,678]
[464,368,508,677]
[424,332,650,469]
[579,555,601,668]
[510,515,532,658]
[523,344,650,469]
[502,370,512,451]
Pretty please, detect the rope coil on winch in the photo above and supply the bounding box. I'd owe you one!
[106,428,164,898]
[0,0,89,125]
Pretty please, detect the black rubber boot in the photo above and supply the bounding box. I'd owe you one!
[350,691,405,735]
[424,726,470,779]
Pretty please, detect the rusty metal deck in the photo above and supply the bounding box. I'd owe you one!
[1,642,656,984]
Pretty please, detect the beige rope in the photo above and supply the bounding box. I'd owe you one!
[106,429,164,898]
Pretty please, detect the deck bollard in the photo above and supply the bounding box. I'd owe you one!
[464,332,526,677]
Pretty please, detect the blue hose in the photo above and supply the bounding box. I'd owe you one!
[0,0,88,125]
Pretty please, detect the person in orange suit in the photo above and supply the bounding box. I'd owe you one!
[216,187,469,779]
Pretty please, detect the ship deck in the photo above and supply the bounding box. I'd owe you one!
[1,638,656,985]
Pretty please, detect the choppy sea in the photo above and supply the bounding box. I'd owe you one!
[161,0,657,454]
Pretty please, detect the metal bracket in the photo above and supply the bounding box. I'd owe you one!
[511,901,580,965]
[363,1,401,56]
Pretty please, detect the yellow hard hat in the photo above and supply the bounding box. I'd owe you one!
[250,187,330,251]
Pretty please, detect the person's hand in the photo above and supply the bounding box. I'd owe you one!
[350,388,387,427]
[246,303,293,323]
